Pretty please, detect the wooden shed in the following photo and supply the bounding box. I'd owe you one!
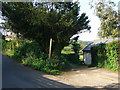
[82,38,119,65]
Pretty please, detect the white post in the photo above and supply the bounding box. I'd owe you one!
[49,38,52,59]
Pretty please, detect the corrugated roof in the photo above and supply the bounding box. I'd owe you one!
[82,38,120,51]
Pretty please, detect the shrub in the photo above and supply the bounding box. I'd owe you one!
[3,39,70,74]
[12,41,70,74]
[13,41,47,60]
[2,39,7,53]
[70,36,81,55]
[21,52,70,74]
[2,39,17,56]
[91,41,118,71]
[105,41,118,71]
[61,54,81,65]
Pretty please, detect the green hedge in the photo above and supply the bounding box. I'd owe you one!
[61,54,82,65]
[2,39,17,56]
[13,41,45,60]
[2,39,70,74]
[91,41,119,71]
[2,39,7,53]
[13,42,70,74]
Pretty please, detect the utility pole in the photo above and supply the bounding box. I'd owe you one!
[49,38,52,59]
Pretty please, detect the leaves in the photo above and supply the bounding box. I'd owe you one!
[2,2,91,56]
[93,1,119,38]
[91,41,118,71]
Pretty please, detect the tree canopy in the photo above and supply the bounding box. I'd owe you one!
[90,0,119,39]
[2,2,91,56]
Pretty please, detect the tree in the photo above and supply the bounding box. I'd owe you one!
[2,2,91,57]
[89,0,119,39]
[70,36,81,55]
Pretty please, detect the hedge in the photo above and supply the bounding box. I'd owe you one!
[91,41,119,71]
[62,54,79,64]
[2,39,70,74]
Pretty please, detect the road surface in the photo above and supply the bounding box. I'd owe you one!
[2,54,74,88]
[2,53,119,88]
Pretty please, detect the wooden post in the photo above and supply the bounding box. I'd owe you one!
[49,38,52,59]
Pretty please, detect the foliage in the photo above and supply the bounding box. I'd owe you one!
[2,2,91,74]
[91,41,118,71]
[61,45,74,54]
[61,41,91,57]
[89,0,119,38]
[2,2,91,56]
[0,32,5,40]
[91,44,105,67]
[105,41,118,71]
[22,53,69,75]
[2,39,7,53]
[5,41,69,75]
[2,39,17,56]
[62,54,80,65]
[13,41,47,61]
[70,36,81,55]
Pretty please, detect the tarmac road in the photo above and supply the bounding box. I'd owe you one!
[2,53,119,89]
[2,54,74,88]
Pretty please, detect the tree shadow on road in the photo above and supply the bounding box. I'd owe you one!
[2,54,119,89]
[103,83,120,88]
[2,54,74,88]
[79,83,120,89]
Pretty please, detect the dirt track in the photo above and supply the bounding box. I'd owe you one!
[54,66,119,88]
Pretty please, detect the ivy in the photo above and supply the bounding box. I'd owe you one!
[91,41,118,71]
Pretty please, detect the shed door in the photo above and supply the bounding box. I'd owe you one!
[86,52,92,65]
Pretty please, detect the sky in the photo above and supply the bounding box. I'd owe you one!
[73,0,119,41]
[0,0,119,41]
[75,0,101,41]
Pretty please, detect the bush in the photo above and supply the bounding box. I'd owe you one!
[12,41,70,74]
[61,54,80,64]
[70,36,81,55]
[105,41,118,71]
[2,39,7,53]
[91,41,118,71]
[21,52,70,74]
[72,42,81,54]
[13,41,47,61]
[3,39,70,74]
[2,39,17,56]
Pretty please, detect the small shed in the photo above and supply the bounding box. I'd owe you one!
[82,38,119,65]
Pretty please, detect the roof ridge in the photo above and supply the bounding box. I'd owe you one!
[83,38,119,51]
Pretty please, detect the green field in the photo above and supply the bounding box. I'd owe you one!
[61,45,84,61]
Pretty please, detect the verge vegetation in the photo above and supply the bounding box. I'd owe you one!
[91,41,119,71]
[2,38,91,74]
[2,39,70,74]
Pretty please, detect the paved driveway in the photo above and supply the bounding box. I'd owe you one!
[2,53,119,88]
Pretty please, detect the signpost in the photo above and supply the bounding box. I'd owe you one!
[49,38,52,59]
